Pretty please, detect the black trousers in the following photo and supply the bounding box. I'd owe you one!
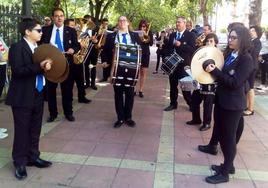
[169,66,192,108]
[103,65,111,81]
[0,64,6,97]
[113,85,135,121]
[156,50,164,71]
[12,91,43,166]
[213,103,243,175]
[47,66,74,117]
[73,63,86,100]
[84,50,98,86]
[260,55,268,85]
[191,89,214,124]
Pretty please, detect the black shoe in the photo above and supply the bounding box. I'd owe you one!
[114,120,124,128]
[211,164,235,174]
[78,97,92,104]
[186,120,202,125]
[134,91,137,96]
[199,124,211,131]
[205,173,229,184]
[15,165,27,180]
[27,158,52,168]
[125,119,136,127]
[164,105,177,111]
[47,116,57,123]
[139,92,144,98]
[90,85,98,90]
[65,115,75,122]
[198,144,218,155]
[153,71,158,74]
[84,84,90,89]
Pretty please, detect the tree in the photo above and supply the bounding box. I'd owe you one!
[88,0,115,24]
[248,0,262,26]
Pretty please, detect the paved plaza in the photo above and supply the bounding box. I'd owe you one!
[0,47,268,187]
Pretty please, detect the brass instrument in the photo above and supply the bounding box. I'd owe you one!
[73,19,96,64]
[142,22,151,43]
[195,33,206,47]
[95,25,107,50]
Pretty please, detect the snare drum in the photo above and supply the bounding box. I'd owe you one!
[200,83,216,95]
[179,76,194,91]
[161,52,184,75]
[113,43,141,87]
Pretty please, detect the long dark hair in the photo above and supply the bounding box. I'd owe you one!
[224,25,252,58]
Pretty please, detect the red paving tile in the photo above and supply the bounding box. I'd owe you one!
[70,166,117,188]
[112,168,154,188]
[92,142,128,158]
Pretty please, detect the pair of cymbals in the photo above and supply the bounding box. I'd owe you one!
[191,46,224,84]
[33,44,69,83]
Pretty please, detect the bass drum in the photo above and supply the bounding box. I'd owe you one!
[112,43,141,87]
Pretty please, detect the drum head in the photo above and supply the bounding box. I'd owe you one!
[33,44,67,83]
[191,46,224,84]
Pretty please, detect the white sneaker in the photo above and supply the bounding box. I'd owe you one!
[0,128,7,133]
[256,85,266,90]
[0,132,8,139]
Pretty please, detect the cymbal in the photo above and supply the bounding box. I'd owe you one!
[33,44,67,83]
[191,46,224,84]
[52,63,69,83]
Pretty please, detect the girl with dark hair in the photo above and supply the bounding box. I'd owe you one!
[135,19,153,98]
[203,26,254,184]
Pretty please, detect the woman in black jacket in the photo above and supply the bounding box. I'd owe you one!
[203,26,254,184]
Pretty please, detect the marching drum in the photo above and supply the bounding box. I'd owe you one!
[179,76,194,91]
[161,52,184,75]
[200,83,216,95]
[112,43,141,87]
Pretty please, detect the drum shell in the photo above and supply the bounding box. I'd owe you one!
[161,52,184,75]
[113,44,141,87]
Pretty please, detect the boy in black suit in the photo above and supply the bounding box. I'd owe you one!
[5,18,53,180]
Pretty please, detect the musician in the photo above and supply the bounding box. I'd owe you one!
[82,15,98,90]
[203,26,254,184]
[40,8,80,122]
[102,15,141,128]
[164,16,196,111]
[244,25,262,116]
[198,22,245,155]
[5,18,53,180]
[186,33,218,131]
[98,18,111,82]
[153,31,168,74]
[136,20,153,98]
[203,24,212,36]
[64,18,91,104]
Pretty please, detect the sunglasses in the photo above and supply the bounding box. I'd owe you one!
[32,29,42,33]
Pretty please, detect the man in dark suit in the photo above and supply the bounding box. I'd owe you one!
[164,16,196,111]
[102,16,141,128]
[40,8,80,122]
[5,18,52,180]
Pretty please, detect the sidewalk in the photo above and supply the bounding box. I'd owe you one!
[0,46,268,188]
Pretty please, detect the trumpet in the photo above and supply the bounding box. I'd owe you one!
[142,22,151,43]
[195,33,206,47]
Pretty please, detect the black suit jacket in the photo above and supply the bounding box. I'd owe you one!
[211,52,254,110]
[5,39,44,107]
[167,30,196,66]
[40,25,80,64]
[251,38,262,69]
[102,31,141,65]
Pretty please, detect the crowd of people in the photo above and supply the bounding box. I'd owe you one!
[1,7,268,184]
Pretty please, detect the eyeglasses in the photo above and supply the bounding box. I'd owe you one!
[142,25,146,28]
[54,15,64,18]
[119,19,127,22]
[32,29,42,33]
[228,35,238,41]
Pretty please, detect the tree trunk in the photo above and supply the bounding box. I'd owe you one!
[248,0,262,26]
[200,0,209,25]
[54,0,60,8]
